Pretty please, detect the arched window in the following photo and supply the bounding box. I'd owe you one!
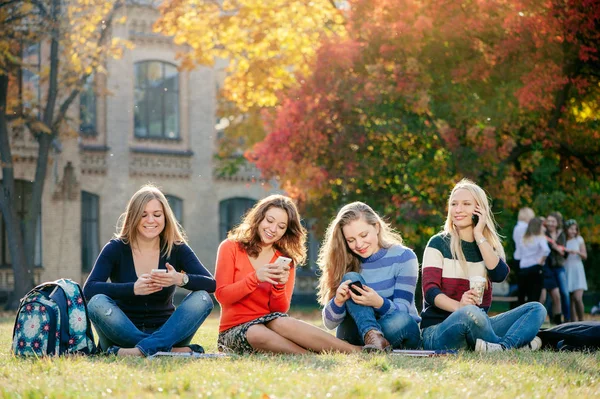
[219,198,257,241]
[0,180,42,266]
[134,61,179,139]
[165,195,183,226]
[303,219,319,270]
[81,191,100,272]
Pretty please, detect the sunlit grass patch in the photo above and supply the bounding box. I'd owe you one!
[0,313,598,398]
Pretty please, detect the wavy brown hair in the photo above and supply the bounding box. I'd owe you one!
[115,184,186,258]
[523,217,544,243]
[227,195,307,265]
[317,202,404,305]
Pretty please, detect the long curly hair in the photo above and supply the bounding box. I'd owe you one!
[227,195,307,265]
[317,202,404,305]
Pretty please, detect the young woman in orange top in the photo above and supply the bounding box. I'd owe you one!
[215,195,360,354]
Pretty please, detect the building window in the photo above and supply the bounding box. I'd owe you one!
[219,198,257,241]
[0,180,42,267]
[303,219,319,270]
[81,191,100,272]
[21,42,41,117]
[79,75,97,135]
[165,195,183,226]
[134,61,179,139]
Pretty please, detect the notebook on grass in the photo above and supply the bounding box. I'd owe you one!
[390,349,457,357]
[147,352,230,359]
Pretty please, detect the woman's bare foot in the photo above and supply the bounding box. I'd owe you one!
[117,347,143,357]
[171,347,192,353]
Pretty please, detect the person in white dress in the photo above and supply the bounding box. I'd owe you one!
[519,217,550,305]
[564,219,588,322]
[513,208,535,304]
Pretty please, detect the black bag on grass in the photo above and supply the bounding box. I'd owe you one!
[537,321,600,352]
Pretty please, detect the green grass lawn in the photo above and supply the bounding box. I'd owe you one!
[0,311,599,398]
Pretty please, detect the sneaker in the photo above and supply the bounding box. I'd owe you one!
[475,338,504,352]
[520,336,542,351]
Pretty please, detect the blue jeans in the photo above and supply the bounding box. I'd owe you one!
[543,265,570,321]
[336,272,421,349]
[87,291,214,356]
[422,302,546,350]
[556,267,570,321]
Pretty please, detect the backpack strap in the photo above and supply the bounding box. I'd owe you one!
[55,279,97,355]
[48,285,71,355]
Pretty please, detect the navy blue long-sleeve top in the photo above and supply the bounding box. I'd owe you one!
[83,239,216,328]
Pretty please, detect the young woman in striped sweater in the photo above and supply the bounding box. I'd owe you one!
[318,202,421,352]
[421,179,546,352]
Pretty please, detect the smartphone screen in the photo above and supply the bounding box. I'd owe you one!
[151,269,166,274]
[348,281,363,296]
[275,256,292,267]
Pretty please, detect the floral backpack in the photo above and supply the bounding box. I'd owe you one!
[11,279,96,356]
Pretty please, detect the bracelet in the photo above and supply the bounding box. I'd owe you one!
[476,237,487,246]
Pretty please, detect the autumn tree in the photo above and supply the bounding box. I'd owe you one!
[250,0,600,256]
[155,0,347,173]
[0,0,129,308]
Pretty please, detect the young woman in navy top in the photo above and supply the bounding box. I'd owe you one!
[84,185,215,357]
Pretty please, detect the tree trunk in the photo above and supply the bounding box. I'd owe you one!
[21,0,61,295]
[24,133,51,269]
[0,74,34,310]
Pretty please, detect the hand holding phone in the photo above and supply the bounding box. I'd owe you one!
[274,256,292,268]
[273,256,292,284]
[151,269,167,274]
[348,281,363,296]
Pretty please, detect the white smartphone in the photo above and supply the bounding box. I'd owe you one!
[151,269,167,274]
[274,256,292,267]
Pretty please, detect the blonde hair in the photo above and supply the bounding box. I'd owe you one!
[523,217,544,243]
[443,179,505,270]
[518,207,535,223]
[317,202,404,305]
[115,184,186,258]
[228,195,307,265]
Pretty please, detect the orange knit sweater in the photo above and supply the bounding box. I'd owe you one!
[215,239,295,332]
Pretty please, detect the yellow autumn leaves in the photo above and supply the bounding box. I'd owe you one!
[155,0,347,110]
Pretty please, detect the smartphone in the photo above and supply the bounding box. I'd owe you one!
[151,269,166,274]
[274,256,292,268]
[348,281,363,296]
[472,214,479,225]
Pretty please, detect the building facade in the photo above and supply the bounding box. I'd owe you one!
[1,4,301,294]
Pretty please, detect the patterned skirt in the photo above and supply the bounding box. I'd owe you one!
[217,312,288,354]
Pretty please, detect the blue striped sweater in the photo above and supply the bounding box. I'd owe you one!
[322,245,421,330]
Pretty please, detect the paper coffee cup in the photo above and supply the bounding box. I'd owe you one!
[469,276,487,305]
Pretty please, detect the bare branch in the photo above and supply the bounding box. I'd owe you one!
[558,143,599,179]
[0,0,22,8]
[30,0,48,17]
[3,11,40,24]
[41,0,60,129]
[53,0,125,128]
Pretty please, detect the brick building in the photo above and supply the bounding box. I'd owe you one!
[1,3,318,295]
